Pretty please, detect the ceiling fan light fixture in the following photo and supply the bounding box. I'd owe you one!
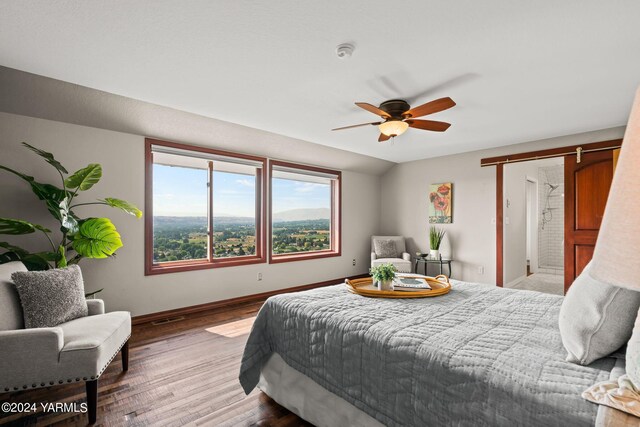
[379,120,409,137]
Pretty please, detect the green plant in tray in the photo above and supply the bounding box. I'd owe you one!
[369,263,397,282]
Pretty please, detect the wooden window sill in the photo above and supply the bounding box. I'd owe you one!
[269,251,341,264]
[146,256,265,275]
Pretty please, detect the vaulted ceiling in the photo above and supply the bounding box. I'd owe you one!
[1,1,639,162]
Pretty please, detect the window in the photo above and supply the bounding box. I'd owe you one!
[145,139,266,274]
[269,160,341,263]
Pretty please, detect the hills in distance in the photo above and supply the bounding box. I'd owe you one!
[272,208,329,222]
[154,208,330,225]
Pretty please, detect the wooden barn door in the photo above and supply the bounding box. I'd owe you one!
[564,150,615,292]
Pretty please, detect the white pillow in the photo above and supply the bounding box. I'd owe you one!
[559,263,640,365]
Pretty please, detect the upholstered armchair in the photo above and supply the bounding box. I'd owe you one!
[0,261,131,424]
[370,235,412,273]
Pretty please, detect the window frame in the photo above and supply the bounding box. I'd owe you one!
[145,138,267,275]
[268,160,342,264]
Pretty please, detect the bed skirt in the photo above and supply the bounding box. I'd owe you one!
[258,352,384,427]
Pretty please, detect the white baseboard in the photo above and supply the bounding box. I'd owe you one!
[505,275,527,288]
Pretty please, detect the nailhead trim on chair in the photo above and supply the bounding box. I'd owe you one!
[97,334,131,377]
[0,334,131,393]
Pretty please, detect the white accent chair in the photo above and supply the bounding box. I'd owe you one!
[0,261,131,424]
[370,236,412,273]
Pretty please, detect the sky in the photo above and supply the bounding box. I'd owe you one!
[153,164,330,217]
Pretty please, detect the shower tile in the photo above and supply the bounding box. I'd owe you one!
[538,165,564,269]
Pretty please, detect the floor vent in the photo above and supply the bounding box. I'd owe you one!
[151,316,185,325]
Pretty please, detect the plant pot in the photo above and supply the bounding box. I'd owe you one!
[379,279,394,291]
[430,249,440,259]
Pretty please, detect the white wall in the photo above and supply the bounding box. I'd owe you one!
[503,161,538,285]
[525,179,538,273]
[503,158,560,286]
[0,112,381,316]
[380,127,624,285]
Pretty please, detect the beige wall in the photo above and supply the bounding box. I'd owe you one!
[0,112,381,316]
[380,127,624,285]
[0,66,394,176]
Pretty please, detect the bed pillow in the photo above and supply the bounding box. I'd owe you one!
[558,263,640,365]
[373,239,398,258]
[11,265,88,329]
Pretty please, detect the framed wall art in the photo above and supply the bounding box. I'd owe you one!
[429,183,452,224]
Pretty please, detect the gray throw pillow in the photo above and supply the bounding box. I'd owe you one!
[374,239,398,258]
[11,265,88,329]
[559,263,640,365]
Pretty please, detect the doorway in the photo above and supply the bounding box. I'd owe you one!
[503,158,564,295]
[482,138,622,293]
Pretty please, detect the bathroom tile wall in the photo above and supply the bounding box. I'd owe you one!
[538,165,564,270]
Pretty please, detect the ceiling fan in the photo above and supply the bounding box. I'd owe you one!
[332,97,456,142]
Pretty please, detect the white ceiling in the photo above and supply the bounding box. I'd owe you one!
[1,1,639,163]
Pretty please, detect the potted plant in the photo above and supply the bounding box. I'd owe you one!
[0,143,142,296]
[370,263,397,291]
[429,226,445,259]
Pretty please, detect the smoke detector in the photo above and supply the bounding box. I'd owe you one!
[336,43,355,59]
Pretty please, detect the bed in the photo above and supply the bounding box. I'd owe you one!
[239,280,624,426]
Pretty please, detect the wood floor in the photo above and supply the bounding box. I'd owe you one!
[0,300,312,427]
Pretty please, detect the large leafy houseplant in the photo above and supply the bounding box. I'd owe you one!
[0,143,142,295]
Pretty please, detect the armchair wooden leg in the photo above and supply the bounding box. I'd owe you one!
[86,379,98,424]
[121,339,129,372]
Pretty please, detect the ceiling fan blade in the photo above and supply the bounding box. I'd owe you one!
[355,102,391,118]
[406,119,452,132]
[378,133,391,142]
[403,97,456,119]
[331,121,382,131]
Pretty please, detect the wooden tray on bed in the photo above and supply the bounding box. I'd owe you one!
[345,275,451,298]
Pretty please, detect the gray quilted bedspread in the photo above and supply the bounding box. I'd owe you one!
[239,281,616,427]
